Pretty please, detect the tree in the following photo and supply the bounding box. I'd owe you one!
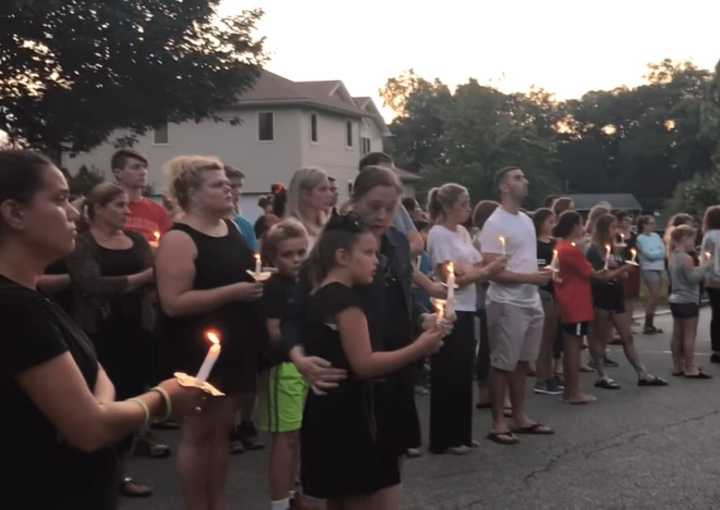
[69,164,103,196]
[0,0,266,162]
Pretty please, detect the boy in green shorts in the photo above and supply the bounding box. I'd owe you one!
[258,219,310,510]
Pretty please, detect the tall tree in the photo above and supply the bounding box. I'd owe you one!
[0,0,266,162]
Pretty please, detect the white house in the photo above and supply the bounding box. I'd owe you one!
[67,70,402,221]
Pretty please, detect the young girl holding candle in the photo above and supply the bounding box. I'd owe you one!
[300,213,446,509]
[586,214,667,390]
[668,225,712,378]
[257,219,311,510]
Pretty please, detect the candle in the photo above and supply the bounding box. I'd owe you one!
[416,255,422,270]
[630,248,638,264]
[149,230,161,248]
[603,244,611,270]
[550,249,559,270]
[436,300,445,325]
[196,329,222,382]
[446,262,455,317]
[498,236,507,256]
[254,253,262,274]
[619,233,625,245]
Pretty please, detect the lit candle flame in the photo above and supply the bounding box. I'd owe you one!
[205,329,221,345]
[153,230,160,242]
[447,261,454,275]
[705,251,712,261]
[498,236,506,248]
[254,253,262,273]
[630,248,637,263]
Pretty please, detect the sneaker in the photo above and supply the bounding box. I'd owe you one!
[553,376,565,389]
[533,380,563,396]
[448,445,472,455]
[406,447,423,458]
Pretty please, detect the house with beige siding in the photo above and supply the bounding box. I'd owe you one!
[66,70,407,221]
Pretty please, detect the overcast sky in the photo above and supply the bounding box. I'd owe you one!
[220,0,719,120]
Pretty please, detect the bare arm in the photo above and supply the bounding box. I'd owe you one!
[481,253,552,286]
[338,307,441,380]
[37,274,71,294]
[17,353,172,453]
[155,230,263,317]
[93,365,115,404]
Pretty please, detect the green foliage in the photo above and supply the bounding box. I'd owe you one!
[69,165,104,196]
[382,60,720,212]
[0,1,266,161]
[665,171,720,218]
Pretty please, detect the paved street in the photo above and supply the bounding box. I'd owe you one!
[123,308,720,509]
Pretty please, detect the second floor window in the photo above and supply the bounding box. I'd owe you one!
[259,112,274,141]
[311,113,318,142]
[154,123,168,144]
[346,120,353,147]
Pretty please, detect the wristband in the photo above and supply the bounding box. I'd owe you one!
[150,386,172,422]
[128,398,150,428]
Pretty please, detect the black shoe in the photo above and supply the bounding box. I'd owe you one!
[710,353,720,364]
[120,477,152,498]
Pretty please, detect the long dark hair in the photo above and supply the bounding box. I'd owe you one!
[593,214,616,249]
[554,211,582,239]
[532,208,554,237]
[306,212,370,286]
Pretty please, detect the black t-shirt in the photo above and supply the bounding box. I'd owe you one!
[0,276,118,509]
[261,273,297,365]
[586,244,623,304]
[537,238,555,294]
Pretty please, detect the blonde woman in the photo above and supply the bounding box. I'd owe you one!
[156,155,265,509]
[285,167,334,247]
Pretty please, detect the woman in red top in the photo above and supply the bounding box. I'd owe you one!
[554,211,626,405]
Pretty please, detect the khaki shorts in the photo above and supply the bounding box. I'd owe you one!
[486,301,544,371]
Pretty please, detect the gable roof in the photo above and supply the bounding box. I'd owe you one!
[569,193,643,211]
[234,70,386,126]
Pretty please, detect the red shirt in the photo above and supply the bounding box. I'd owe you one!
[554,239,594,323]
[125,198,172,242]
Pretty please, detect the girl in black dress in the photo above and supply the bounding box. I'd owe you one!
[66,183,157,496]
[0,150,206,510]
[155,155,265,509]
[300,213,445,509]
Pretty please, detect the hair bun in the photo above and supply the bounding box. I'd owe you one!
[324,211,365,233]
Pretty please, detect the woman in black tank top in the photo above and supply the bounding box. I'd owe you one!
[156,156,265,509]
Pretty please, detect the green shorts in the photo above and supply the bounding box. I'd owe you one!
[259,362,308,433]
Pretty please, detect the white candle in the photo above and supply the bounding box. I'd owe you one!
[498,236,507,256]
[550,249,559,270]
[603,244,611,270]
[416,255,422,270]
[619,233,625,245]
[436,300,445,325]
[446,262,455,316]
[196,330,222,382]
[150,230,161,248]
[254,253,262,274]
[630,248,638,264]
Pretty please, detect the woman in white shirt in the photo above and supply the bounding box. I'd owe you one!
[426,184,504,455]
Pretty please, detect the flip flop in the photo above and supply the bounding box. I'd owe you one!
[595,378,621,390]
[565,395,597,405]
[684,371,712,379]
[512,423,555,435]
[638,375,668,386]
[486,431,519,445]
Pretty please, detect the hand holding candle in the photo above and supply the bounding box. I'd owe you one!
[196,329,221,382]
[603,244,611,270]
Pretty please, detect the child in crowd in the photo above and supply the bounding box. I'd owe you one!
[258,219,311,510]
[300,213,446,509]
[667,225,712,378]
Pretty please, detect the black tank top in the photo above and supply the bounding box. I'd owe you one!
[159,219,263,393]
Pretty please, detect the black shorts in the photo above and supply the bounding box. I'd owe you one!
[670,303,699,319]
[561,321,589,337]
[592,284,625,314]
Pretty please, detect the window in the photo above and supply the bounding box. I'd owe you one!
[310,113,318,142]
[346,120,353,147]
[153,123,168,144]
[258,112,274,141]
[361,137,371,154]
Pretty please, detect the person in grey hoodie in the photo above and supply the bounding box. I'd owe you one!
[636,215,666,334]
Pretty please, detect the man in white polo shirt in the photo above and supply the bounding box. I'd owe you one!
[479,166,554,445]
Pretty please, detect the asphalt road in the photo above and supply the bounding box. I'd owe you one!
[122,308,720,509]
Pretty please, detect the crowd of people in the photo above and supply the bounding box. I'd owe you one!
[3,146,720,510]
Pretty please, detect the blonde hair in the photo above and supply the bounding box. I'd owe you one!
[286,167,329,237]
[668,224,696,252]
[84,182,125,222]
[427,183,468,222]
[262,218,308,262]
[165,155,224,211]
[585,204,610,235]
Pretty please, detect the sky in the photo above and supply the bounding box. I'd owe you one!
[219,0,719,121]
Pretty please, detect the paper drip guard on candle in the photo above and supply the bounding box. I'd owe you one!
[174,329,226,397]
[247,253,273,281]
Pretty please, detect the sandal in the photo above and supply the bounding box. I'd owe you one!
[685,371,712,379]
[486,431,519,445]
[512,423,555,435]
[594,378,621,390]
[120,477,152,498]
[565,394,597,405]
[638,375,668,386]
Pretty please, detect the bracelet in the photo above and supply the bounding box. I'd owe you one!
[150,386,172,422]
[128,398,150,428]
